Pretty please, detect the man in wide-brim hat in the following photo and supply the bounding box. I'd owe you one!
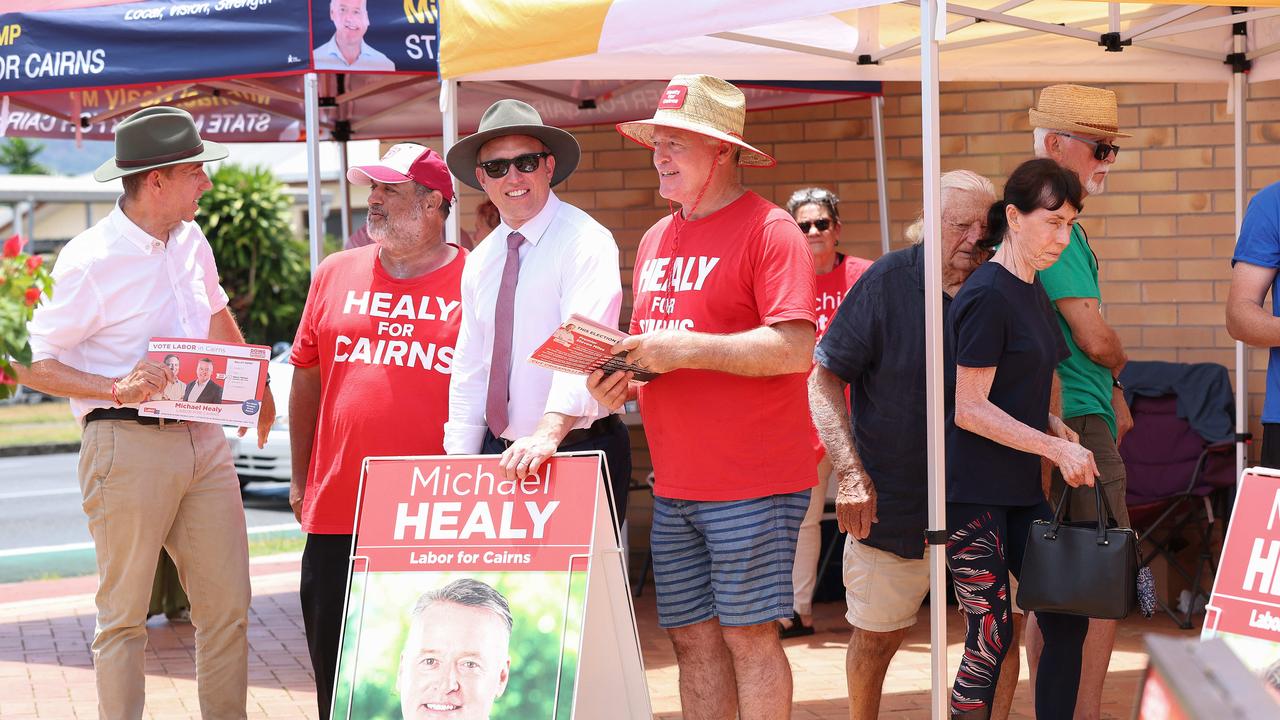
[588,74,817,720]
[1024,83,1133,720]
[19,105,268,720]
[442,99,633,533]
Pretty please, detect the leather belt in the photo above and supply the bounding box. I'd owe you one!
[84,407,186,426]
[490,414,621,450]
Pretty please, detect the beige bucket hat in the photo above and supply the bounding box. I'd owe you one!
[617,74,774,167]
[1028,84,1131,139]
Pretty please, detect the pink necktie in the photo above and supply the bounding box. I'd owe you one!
[486,231,524,438]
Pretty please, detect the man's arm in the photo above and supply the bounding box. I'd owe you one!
[1054,297,1127,371]
[1227,261,1280,347]
[207,306,275,448]
[809,364,877,539]
[443,271,489,454]
[613,320,814,377]
[287,365,321,524]
[15,358,167,406]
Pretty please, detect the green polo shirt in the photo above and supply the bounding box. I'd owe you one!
[1037,223,1116,438]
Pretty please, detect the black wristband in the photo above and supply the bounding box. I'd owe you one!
[1112,377,1124,391]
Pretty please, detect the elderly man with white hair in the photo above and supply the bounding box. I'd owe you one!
[809,170,1026,720]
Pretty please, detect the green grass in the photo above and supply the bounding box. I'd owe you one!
[0,400,81,447]
[248,533,306,557]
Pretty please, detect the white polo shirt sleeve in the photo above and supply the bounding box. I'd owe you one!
[28,259,106,363]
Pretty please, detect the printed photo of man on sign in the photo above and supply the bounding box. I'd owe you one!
[330,571,586,720]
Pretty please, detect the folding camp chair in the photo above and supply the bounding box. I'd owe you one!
[1120,393,1235,629]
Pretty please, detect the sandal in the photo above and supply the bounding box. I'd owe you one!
[778,612,815,639]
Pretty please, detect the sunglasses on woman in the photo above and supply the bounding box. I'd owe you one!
[797,218,833,233]
[1056,132,1120,162]
[478,152,550,179]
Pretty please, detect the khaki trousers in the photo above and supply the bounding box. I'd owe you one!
[792,456,834,617]
[78,420,250,720]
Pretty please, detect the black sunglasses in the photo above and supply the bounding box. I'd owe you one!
[1056,132,1120,162]
[797,218,833,233]
[478,152,550,179]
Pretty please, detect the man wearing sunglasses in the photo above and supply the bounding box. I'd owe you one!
[1026,84,1133,720]
[443,99,631,530]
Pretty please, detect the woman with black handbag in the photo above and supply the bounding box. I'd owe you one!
[945,158,1097,720]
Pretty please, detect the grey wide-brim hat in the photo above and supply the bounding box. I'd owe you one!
[93,106,228,182]
[445,99,580,190]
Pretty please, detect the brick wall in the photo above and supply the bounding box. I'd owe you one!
[447,80,1280,550]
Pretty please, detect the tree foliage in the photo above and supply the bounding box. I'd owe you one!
[198,165,310,345]
[0,138,50,175]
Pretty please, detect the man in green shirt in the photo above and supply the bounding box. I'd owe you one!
[1024,84,1133,720]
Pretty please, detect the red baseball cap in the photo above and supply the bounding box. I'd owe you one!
[347,143,455,203]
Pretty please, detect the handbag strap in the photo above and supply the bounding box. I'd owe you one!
[1057,484,1115,545]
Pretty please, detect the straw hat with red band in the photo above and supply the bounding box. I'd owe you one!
[1028,84,1131,139]
[617,74,775,168]
[93,106,228,182]
[347,143,455,203]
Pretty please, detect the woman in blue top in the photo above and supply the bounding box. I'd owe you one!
[946,158,1098,720]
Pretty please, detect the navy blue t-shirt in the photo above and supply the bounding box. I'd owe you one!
[815,244,955,559]
[946,261,1069,506]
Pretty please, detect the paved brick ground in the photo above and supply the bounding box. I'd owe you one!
[0,555,1196,719]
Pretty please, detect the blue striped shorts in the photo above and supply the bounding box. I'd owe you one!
[650,491,810,628]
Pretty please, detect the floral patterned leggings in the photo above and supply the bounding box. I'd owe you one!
[945,502,1089,720]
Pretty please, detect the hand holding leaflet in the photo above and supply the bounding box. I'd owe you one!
[528,314,657,382]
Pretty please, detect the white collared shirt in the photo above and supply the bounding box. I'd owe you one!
[28,202,229,422]
[313,34,395,71]
[186,380,209,401]
[444,192,623,453]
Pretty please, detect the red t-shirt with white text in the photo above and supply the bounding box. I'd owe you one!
[291,244,464,534]
[630,191,817,501]
[811,254,871,460]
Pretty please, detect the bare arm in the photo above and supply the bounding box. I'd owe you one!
[955,365,1096,487]
[613,320,815,377]
[288,365,321,524]
[498,412,577,481]
[809,364,877,538]
[1227,261,1280,347]
[1055,297,1127,372]
[14,358,166,405]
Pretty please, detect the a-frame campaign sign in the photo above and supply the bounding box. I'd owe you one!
[328,451,650,719]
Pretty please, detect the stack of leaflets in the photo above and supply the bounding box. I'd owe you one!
[528,314,656,382]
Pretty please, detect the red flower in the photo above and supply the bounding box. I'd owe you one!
[2,235,22,258]
[25,255,42,273]
[0,367,13,386]
[24,286,40,306]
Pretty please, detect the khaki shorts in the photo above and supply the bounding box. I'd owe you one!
[1050,414,1130,527]
[843,536,1023,632]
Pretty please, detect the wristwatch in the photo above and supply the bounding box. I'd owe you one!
[1112,377,1125,391]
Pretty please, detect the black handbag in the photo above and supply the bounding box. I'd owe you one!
[1017,484,1139,619]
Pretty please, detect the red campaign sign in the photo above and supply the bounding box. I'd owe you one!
[1204,470,1280,642]
[353,455,600,573]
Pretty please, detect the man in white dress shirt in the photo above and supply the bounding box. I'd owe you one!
[16,106,274,720]
[443,99,631,526]
[312,0,394,72]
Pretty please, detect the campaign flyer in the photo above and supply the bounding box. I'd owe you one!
[136,337,269,428]
[527,314,656,382]
[1201,468,1280,697]
[330,455,601,720]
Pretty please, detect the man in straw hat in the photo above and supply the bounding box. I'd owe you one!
[1024,84,1132,720]
[588,74,817,719]
[17,106,270,719]
[287,143,464,716]
[443,99,632,528]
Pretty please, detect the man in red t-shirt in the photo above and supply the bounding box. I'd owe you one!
[590,74,816,720]
[287,143,464,717]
